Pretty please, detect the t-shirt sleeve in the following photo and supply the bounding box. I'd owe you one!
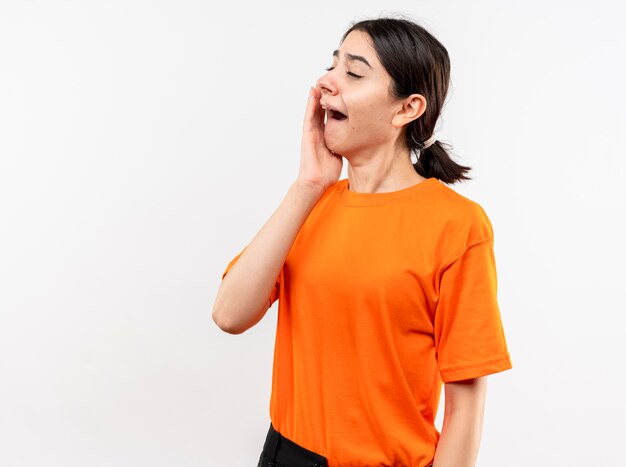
[433,237,513,383]
[221,245,281,308]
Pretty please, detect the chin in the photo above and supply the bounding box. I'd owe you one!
[330,145,350,158]
[323,137,341,154]
[327,139,356,158]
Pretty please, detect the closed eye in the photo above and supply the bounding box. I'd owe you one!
[324,66,363,78]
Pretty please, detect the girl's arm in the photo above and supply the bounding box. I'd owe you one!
[212,86,342,334]
[432,376,488,467]
[212,180,324,334]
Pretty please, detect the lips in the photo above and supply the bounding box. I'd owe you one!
[320,101,348,120]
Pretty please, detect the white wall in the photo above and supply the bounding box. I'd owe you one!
[1,1,624,466]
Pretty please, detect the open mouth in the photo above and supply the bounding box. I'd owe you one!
[328,109,348,121]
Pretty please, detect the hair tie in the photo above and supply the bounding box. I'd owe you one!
[421,133,438,149]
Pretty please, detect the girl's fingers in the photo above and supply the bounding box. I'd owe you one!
[304,86,328,140]
[311,87,324,128]
[304,86,321,133]
[303,87,315,132]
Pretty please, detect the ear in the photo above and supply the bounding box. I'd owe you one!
[391,94,427,128]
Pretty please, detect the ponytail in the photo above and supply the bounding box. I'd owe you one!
[408,133,472,184]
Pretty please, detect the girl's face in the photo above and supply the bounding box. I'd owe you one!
[316,30,418,158]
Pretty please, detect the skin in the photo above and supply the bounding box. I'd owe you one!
[433,377,488,467]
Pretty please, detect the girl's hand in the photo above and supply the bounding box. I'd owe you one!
[297,86,343,192]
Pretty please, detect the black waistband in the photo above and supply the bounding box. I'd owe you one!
[260,422,433,467]
[260,422,327,467]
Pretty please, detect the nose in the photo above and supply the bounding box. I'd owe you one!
[316,72,338,97]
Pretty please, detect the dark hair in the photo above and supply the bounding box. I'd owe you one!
[340,15,472,184]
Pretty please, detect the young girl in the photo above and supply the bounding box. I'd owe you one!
[213,16,513,467]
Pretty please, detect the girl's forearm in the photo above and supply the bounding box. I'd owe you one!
[432,407,484,467]
[212,180,324,334]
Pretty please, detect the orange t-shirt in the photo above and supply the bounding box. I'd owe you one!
[221,177,513,467]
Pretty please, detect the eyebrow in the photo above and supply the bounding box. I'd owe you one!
[332,49,373,69]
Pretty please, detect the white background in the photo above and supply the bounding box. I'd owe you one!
[1,1,625,466]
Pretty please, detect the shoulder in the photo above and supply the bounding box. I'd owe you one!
[430,181,494,246]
